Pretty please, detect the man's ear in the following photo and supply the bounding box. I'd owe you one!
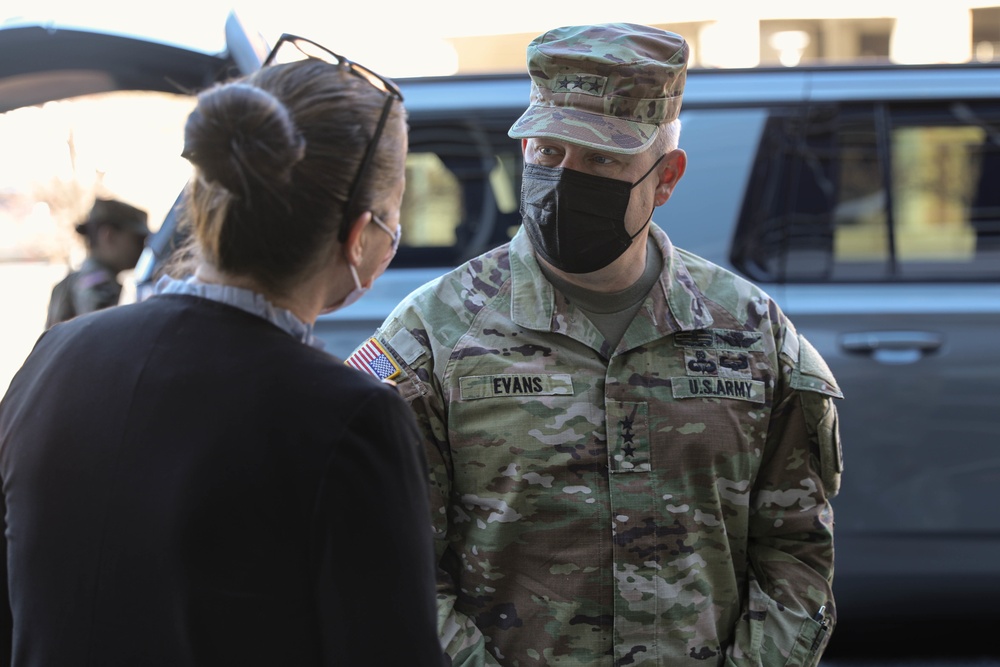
[340,212,373,266]
[654,149,687,206]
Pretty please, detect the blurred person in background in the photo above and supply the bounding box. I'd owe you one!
[45,197,150,328]
[349,23,843,667]
[0,34,444,667]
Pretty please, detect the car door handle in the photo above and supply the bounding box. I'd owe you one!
[839,331,944,364]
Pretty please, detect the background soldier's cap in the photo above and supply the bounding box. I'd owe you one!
[75,198,150,237]
[508,23,688,155]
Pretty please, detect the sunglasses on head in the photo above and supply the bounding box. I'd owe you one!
[263,34,404,241]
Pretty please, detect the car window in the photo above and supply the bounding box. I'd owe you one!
[732,100,1000,282]
[391,115,522,269]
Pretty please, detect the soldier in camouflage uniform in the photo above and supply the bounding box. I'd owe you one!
[348,23,843,667]
[45,198,149,328]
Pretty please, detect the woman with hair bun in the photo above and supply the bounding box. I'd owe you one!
[0,36,444,666]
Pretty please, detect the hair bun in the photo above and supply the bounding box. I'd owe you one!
[182,82,306,198]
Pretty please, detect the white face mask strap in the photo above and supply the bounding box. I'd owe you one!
[349,263,364,290]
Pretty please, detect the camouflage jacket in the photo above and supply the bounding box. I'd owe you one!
[353,224,843,667]
[45,257,122,328]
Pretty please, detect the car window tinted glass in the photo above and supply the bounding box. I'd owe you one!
[390,116,522,268]
[402,152,463,247]
[733,101,1000,282]
[891,119,987,278]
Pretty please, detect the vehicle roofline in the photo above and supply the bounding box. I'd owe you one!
[397,61,1000,112]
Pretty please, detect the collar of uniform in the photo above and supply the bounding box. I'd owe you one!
[509,227,558,331]
[509,224,715,334]
[648,224,715,332]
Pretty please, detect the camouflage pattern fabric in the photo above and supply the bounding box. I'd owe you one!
[352,224,843,667]
[508,23,688,155]
[45,257,122,328]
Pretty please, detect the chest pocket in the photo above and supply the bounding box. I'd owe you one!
[669,328,767,404]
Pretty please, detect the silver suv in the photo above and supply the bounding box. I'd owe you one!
[330,67,1000,639]
[4,12,999,649]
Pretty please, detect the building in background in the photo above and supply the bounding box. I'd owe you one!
[448,3,1000,73]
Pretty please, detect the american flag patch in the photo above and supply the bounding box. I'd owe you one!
[345,337,401,381]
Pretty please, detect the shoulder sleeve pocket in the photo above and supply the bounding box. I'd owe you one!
[790,335,844,497]
[790,335,842,399]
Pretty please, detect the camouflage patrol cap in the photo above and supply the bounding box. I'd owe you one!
[75,198,150,237]
[508,23,688,154]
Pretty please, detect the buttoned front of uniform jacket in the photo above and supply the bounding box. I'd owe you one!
[366,224,843,667]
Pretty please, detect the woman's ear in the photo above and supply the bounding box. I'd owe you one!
[340,211,373,266]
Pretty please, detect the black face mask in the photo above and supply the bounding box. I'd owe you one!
[519,155,665,274]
